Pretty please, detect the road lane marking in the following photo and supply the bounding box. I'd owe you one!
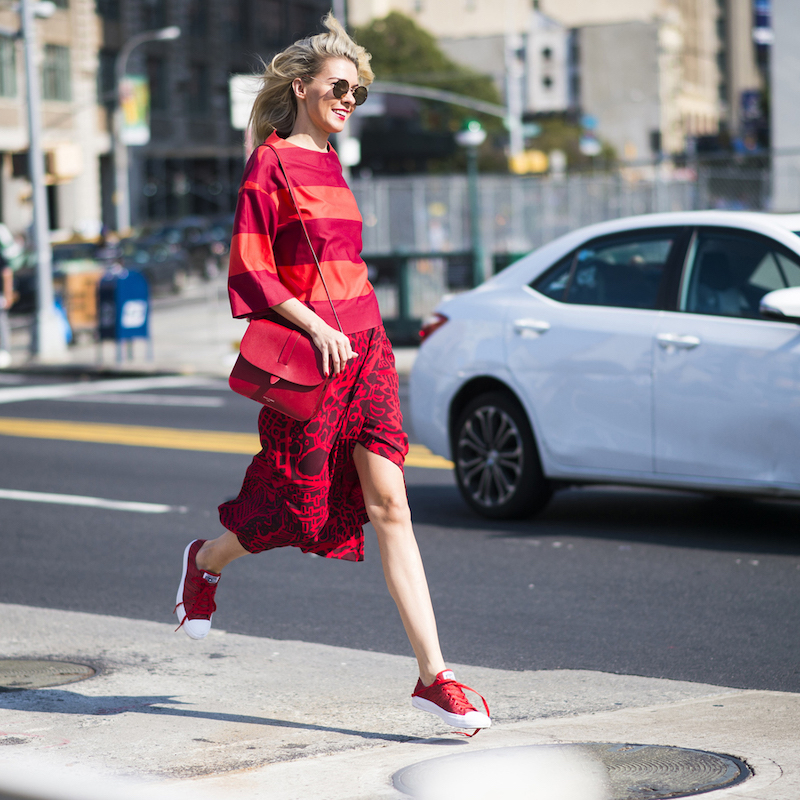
[0,417,256,453]
[0,376,218,405]
[55,393,225,407]
[406,444,453,469]
[0,488,175,514]
[0,416,454,468]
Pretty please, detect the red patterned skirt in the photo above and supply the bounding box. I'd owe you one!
[218,326,408,562]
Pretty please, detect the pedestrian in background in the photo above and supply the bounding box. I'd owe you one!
[173,14,490,734]
[0,250,14,368]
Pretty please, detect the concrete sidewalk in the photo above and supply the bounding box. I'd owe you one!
[6,276,419,377]
[0,602,796,799]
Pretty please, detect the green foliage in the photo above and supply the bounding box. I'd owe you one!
[355,11,503,136]
[527,117,616,171]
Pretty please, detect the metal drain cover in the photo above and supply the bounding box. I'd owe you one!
[0,659,95,690]
[393,742,751,800]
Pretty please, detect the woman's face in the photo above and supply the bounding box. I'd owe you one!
[296,57,360,136]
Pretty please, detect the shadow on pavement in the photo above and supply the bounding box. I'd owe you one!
[0,688,431,744]
[407,483,800,556]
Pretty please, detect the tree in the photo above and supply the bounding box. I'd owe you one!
[354,12,506,173]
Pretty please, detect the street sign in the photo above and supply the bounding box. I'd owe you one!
[120,75,150,146]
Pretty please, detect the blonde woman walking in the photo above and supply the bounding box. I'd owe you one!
[174,14,490,734]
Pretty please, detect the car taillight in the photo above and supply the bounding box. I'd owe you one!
[419,313,449,341]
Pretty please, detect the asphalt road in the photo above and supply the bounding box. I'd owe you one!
[1,372,798,693]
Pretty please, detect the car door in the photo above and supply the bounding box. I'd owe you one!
[654,227,800,486]
[507,227,687,473]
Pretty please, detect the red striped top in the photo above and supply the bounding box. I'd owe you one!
[228,131,381,334]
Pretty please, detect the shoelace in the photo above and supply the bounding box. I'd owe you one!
[174,577,218,632]
[431,678,491,738]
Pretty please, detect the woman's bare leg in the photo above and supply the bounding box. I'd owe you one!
[196,530,249,573]
[353,443,446,685]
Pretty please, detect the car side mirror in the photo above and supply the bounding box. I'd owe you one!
[759,287,800,324]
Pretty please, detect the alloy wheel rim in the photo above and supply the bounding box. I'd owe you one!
[457,405,523,507]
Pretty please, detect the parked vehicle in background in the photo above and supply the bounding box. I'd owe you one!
[411,210,800,519]
[10,214,233,319]
[119,237,189,296]
[136,215,232,281]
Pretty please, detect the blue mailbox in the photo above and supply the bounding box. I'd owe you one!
[98,268,151,361]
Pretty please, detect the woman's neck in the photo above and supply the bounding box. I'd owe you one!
[285,122,329,152]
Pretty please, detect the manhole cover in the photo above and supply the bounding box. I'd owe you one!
[0,659,95,690]
[393,743,751,800]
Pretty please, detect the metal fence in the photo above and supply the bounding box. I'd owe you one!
[351,152,793,338]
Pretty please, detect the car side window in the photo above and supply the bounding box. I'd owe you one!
[532,231,677,310]
[681,230,800,318]
[532,253,573,301]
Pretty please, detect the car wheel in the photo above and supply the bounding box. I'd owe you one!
[454,392,551,520]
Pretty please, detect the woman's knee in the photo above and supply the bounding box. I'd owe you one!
[366,492,411,528]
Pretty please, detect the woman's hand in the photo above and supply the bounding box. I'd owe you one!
[309,323,357,377]
[271,297,358,376]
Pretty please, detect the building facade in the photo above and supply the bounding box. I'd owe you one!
[352,0,733,162]
[771,0,800,211]
[99,0,331,228]
[0,0,333,238]
[0,0,105,238]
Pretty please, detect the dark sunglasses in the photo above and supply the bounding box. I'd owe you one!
[331,78,368,106]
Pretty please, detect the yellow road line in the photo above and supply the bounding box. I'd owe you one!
[0,417,453,469]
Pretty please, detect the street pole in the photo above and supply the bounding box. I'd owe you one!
[113,27,180,234]
[465,146,484,287]
[20,0,65,360]
[456,121,488,287]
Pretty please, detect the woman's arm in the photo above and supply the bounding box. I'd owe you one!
[1,266,12,310]
[271,297,356,377]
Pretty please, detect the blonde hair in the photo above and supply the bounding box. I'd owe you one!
[249,13,374,143]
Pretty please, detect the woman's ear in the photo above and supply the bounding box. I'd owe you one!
[292,77,307,101]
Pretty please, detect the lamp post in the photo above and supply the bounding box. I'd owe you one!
[455,120,487,287]
[18,0,66,360]
[113,26,180,234]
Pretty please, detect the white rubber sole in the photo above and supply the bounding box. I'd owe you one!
[412,696,492,729]
[175,539,212,640]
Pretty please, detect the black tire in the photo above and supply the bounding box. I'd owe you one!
[453,391,552,520]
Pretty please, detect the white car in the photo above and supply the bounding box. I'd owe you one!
[410,210,800,518]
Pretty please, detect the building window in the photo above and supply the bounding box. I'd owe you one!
[186,62,209,116]
[0,36,16,97]
[95,0,120,19]
[224,0,248,43]
[42,45,71,101]
[258,0,283,47]
[147,56,169,112]
[97,48,116,104]
[144,0,168,30]
[188,0,209,38]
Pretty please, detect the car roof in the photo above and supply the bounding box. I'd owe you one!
[486,210,800,289]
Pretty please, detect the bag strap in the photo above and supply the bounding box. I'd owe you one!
[265,142,343,334]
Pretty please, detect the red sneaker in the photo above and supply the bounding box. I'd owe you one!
[174,539,220,640]
[412,670,491,734]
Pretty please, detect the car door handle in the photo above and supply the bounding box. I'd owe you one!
[656,333,701,350]
[514,319,550,336]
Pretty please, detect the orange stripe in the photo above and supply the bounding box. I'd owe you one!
[269,185,362,223]
[228,233,277,277]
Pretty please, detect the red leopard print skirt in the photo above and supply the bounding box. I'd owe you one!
[218,326,408,562]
